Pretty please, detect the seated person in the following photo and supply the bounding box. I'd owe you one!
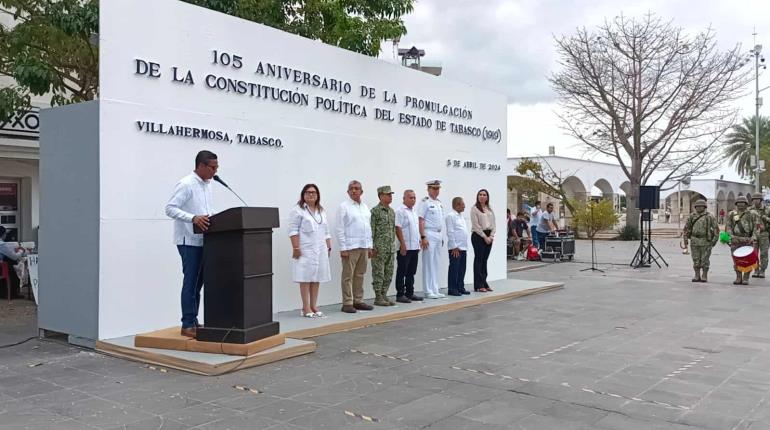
[0,226,23,298]
[511,212,531,260]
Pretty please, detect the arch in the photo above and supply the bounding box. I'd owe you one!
[560,175,588,221]
[593,178,614,199]
[619,181,631,195]
[727,191,736,210]
[563,176,587,200]
[687,192,707,214]
[716,190,726,222]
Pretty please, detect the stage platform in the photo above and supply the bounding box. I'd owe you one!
[96,278,561,375]
[134,328,286,356]
[277,278,563,339]
[95,336,316,376]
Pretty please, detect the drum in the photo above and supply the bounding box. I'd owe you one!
[733,246,759,273]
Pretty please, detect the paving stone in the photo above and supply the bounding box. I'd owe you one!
[249,399,322,423]
[540,402,609,425]
[8,239,770,429]
[382,392,478,427]
[195,413,280,430]
[677,410,744,430]
[517,413,594,430]
[105,416,191,430]
[59,397,154,429]
[426,415,509,430]
[209,393,283,412]
[161,402,240,428]
[457,399,535,425]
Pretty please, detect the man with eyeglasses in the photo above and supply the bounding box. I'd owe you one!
[336,180,375,313]
[165,150,217,338]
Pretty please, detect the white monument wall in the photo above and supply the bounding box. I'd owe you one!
[96,0,507,339]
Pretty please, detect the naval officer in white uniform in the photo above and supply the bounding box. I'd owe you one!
[418,180,445,299]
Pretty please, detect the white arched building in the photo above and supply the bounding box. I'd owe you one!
[507,155,753,225]
[507,156,630,221]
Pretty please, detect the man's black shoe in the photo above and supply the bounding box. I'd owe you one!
[460,290,471,295]
[448,291,462,296]
[396,295,412,303]
[408,294,424,301]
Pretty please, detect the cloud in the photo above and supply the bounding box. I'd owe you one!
[387,0,770,105]
[387,0,770,181]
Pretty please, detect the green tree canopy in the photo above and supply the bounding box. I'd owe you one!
[724,116,770,178]
[514,158,578,214]
[0,0,413,121]
[569,199,619,239]
[185,0,414,57]
[0,0,99,121]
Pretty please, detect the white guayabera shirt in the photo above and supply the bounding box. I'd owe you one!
[165,173,213,247]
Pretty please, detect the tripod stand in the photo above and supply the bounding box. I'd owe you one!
[581,203,604,272]
[630,209,669,268]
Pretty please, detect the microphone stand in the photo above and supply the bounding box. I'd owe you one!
[214,175,248,206]
[223,185,248,206]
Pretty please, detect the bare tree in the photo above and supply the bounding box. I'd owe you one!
[550,14,750,228]
[513,157,581,214]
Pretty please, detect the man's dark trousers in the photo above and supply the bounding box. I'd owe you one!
[447,250,467,294]
[177,245,203,329]
[395,250,419,297]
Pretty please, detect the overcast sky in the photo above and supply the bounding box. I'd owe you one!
[379,0,770,182]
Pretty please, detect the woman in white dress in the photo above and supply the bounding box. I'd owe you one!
[288,184,332,318]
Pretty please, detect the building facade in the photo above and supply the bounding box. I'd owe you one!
[0,12,44,243]
[507,155,752,225]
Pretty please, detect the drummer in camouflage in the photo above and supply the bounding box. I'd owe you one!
[750,194,770,278]
[683,199,719,283]
[727,195,759,285]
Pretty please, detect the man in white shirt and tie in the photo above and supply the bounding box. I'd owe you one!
[418,180,445,299]
[395,189,424,303]
[445,197,470,296]
[336,180,375,313]
[165,150,216,338]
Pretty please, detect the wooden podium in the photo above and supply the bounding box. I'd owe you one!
[195,207,280,344]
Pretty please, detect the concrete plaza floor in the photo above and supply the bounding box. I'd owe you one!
[3,238,770,429]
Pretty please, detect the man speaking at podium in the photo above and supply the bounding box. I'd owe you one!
[165,150,217,338]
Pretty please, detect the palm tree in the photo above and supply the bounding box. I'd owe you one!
[724,116,770,178]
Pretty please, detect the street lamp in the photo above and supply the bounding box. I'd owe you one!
[751,44,766,194]
[677,176,691,232]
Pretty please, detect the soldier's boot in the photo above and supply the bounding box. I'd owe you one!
[700,269,709,283]
[384,291,396,306]
[692,268,701,283]
[759,271,766,279]
[743,272,751,285]
[752,270,761,278]
[734,271,743,285]
[373,291,390,307]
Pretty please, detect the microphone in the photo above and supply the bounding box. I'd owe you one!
[213,175,248,206]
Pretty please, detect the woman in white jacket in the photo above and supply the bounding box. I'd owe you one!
[288,184,332,318]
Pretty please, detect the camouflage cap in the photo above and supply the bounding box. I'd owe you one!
[694,199,707,208]
[377,185,394,195]
[751,193,763,201]
[736,195,749,204]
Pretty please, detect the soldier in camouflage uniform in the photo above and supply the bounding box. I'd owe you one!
[750,194,770,278]
[727,195,759,285]
[682,199,719,283]
[371,185,397,306]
